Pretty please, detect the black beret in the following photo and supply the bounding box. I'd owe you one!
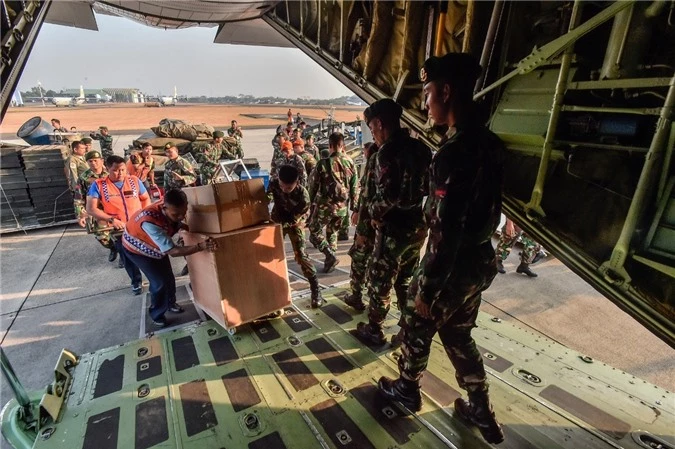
[363,98,403,125]
[420,53,482,86]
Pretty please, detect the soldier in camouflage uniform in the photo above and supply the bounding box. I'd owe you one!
[267,165,324,308]
[196,130,227,185]
[270,132,307,187]
[338,149,358,241]
[495,217,543,277]
[308,132,359,273]
[91,126,114,159]
[292,138,317,177]
[227,121,245,159]
[65,141,89,192]
[305,134,319,159]
[352,99,432,345]
[344,142,378,309]
[163,143,197,190]
[377,53,505,445]
[74,150,118,262]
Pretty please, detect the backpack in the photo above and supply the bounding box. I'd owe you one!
[321,157,349,203]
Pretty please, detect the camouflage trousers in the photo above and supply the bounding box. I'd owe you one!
[87,218,114,249]
[338,200,350,238]
[348,232,375,297]
[397,242,497,394]
[284,224,317,279]
[101,148,114,159]
[309,206,346,253]
[496,227,541,264]
[366,227,426,326]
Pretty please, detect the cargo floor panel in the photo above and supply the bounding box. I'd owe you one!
[20,288,674,449]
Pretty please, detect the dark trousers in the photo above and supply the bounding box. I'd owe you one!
[123,249,176,321]
[115,239,142,286]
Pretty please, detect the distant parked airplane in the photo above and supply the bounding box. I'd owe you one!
[52,85,86,107]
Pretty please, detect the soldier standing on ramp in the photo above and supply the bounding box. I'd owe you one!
[377,53,505,445]
[267,165,324,308]
[308,132,359,273]
[343,142,378,310]
[352,99,431,345]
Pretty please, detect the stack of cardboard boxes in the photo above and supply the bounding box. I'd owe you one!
[182,179,291,330]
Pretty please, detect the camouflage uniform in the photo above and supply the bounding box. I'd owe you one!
[227,128,244,158]
[267,179,317,280]
[75,168,113,248]
[348,146,379,297]
[91,133,114,159]
[297,151,317,177]
[308,153,359,253]
[305,143,319,159]
[365,130,432,327]
[397,125,504,396]
[164,156,197,190]
[496,227,541,264]
[196,142,223,185]
[65,154,88,192]
[270,153,307,187]
[338,153,357,239]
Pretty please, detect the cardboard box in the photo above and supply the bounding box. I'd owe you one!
[184,179,270,234]
[184,224,291,329]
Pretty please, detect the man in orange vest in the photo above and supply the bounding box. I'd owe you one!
[122,189,217,327]
[86,155,151,295]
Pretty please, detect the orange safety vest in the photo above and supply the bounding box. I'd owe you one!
[94,176,145,223]
[123,202,181,259]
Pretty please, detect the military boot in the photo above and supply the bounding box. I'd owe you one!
[390,328,404,348]
[309,276,324,308]
[108,246,118,262]
[377,376,422,412]
[496,259,506,274]
[516,262,537,277]
[322,248,338,273]
[344,292,366,311]
[355,322,386,345]
[454,391,504,444]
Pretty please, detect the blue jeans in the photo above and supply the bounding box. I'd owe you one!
[115,239,142,286]
[123,249,176,321]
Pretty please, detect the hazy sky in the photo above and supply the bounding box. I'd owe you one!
[19,14,355,99]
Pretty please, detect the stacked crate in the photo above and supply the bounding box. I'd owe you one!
[0,146,37,230]
[21,145,75,225]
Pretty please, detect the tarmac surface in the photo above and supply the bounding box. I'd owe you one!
[1,128,674,448]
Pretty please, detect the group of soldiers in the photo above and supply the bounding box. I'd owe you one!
[268,53,508,445]
[63,121,247,269]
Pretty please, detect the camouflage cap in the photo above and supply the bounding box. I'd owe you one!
[419,52,482,87]
[85,150,102,161]
[164,142,176,150]
[99,125,108,131]
[306,134,315,140]
[213,130,225,138]
[363,98,403,126]
[81,137,93,144]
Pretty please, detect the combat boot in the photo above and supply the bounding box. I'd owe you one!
[309,276,324,308]
[496,259,505,274]
[108,246,118,262]
[344,292,366,311]
[355,322,386,345]
[321,248,338,273]
[390,328,404,348]
[454,391,504,444]
[516,262,537,277]
[377,376,422,412]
